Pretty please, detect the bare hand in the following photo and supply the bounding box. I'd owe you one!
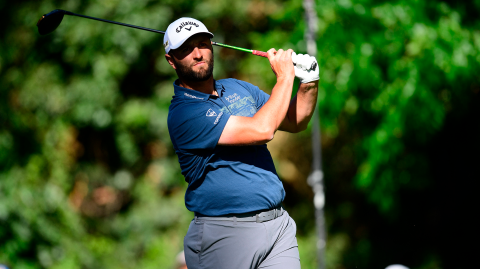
[267,48,295,81]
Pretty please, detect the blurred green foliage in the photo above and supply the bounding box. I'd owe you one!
[1,0,479,268]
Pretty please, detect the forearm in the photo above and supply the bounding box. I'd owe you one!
[281,80,318,132]
[252,77,295,139]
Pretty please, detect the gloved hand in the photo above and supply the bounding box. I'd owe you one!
[292,52,319,83]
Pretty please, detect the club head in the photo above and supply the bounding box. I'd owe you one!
[37,9,66,35]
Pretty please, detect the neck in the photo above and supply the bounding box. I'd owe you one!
[178,76,216,95]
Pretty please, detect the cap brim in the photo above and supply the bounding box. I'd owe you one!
[169,31,214,51]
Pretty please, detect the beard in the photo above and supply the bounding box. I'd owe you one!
[174,52,214,82]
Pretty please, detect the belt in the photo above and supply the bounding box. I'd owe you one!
[195,206,284,223]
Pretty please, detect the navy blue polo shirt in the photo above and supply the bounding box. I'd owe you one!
[168,78,285,216]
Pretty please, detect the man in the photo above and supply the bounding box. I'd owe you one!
[164,17,319,269]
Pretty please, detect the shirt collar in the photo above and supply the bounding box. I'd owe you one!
[173,79,226,101]
[215,80,227,97]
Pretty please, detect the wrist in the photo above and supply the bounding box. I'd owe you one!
[276,75,295,84]
[300,79,319,86]
[299,81,319,92]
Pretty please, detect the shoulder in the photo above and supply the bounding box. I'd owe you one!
[218,78,261,95]
[219,78,257,88]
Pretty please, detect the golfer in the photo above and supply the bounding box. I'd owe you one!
[164,17,319,269]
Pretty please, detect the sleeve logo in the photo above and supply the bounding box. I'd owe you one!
[206,108,217,117]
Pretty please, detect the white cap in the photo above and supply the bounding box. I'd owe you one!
[385,265,409,269]
[163,17,214,53]
[175,251,186,267]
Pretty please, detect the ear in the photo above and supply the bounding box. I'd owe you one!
[165,54,177,70]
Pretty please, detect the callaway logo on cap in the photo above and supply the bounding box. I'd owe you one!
[163,17,214,53]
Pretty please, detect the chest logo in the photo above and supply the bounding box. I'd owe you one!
[206,108,217,117]
[225,93,241,103]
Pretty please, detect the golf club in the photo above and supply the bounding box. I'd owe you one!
[36,9,268,58]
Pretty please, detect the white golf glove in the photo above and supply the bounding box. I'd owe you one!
[292,52,319,83]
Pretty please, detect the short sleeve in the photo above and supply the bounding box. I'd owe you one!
[233,79,270,109]
[168,102,231,151]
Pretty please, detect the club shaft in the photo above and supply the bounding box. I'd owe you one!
[211,42,252,53]
[65,11,165,34]
[211,42,268,58]
[63,11,267,57]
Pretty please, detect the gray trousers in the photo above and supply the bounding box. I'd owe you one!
[184,210,300,269]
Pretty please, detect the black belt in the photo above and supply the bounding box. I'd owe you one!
[195,206,284,223]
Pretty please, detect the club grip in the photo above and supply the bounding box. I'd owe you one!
[252,50,268,58]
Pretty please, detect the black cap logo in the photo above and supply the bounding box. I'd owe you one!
[176,21,199,33]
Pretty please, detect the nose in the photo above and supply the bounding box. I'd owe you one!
[192,46,202,59]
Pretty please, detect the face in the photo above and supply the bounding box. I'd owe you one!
[166,34,214,82]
